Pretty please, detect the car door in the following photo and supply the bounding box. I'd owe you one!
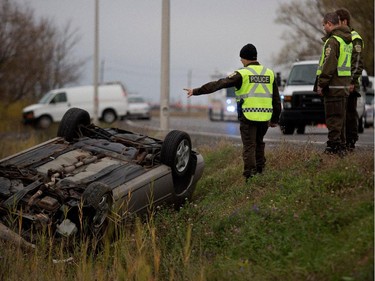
[50,92,70,121]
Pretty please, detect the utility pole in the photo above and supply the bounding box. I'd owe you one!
[93,0,99,124]
[100,59,105,83]
[160,0,170,131]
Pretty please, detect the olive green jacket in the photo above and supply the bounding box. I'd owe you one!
[316,26,352,97]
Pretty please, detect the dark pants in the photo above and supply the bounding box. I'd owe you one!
[324,95,347,149]
[239,117,269,178]
[346,94,358,144]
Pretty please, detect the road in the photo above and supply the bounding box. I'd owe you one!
[122,116,374,148]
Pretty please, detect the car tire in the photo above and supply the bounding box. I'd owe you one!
[281,125,295,135]
[161,130,192,177]
[296,125,305,134]
[102,109,117,124]
[57,108,91,142]
[37,115,53,129]
[82,182,113,237]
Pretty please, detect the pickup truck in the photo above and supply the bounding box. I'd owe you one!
[279,60,366,134]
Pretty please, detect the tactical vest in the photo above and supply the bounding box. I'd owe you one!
[235,65,274,121]
[317,35,353,76]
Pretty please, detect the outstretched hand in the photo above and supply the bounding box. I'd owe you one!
[183,88,193,98]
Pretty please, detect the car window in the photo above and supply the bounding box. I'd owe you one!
[39,92,54,104]
[287,64,318,86]
[51,92,67,103]
[129,97,145,103]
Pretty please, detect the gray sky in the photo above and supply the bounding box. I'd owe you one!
[16,0,289,105]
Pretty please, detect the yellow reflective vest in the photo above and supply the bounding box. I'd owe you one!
[317,35,353,76]
[351,30,364,48]
[235,65,274,121]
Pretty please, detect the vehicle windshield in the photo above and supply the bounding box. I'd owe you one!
[129,96,145,103]
[287,64,318,86]
[38,92,54,104]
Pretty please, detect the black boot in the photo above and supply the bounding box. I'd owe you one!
[346,140,356,152]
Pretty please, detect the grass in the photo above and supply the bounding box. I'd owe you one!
[0,104,373,281]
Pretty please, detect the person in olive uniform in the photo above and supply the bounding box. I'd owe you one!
[314,12,353,156]
[335,8,364,151]
[184,44,281,182]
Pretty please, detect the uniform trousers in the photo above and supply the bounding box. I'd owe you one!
[346,93,359,144]
[324,95,347,149]
[239,116,269,178]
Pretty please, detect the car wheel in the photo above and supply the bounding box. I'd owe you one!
[102,109,117,123]
[82,182,113,237]
[161,130,191,177]
[281,124,295,135]
[57,108,91,142]
[37,115,52,129]
[296,125,305,134]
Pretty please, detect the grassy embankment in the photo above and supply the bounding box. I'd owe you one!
[0,103,374,281]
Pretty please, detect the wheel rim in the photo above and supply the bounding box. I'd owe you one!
[175,139,190,173]
[39,117,51,129]
[103,112,115,123]
[92,194,111,229]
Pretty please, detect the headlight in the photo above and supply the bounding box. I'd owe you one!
[23,111,35,119]
[226,105,236,112]
[282,96,292,109]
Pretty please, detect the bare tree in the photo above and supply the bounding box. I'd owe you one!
[275,0,374,76]
[0,0,85,105]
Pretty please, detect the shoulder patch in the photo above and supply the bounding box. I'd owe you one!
[325,46,331,57]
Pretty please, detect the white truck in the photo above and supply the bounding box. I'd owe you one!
[279,60,366,134]
[208,87,237,121]
[22,82,128,129]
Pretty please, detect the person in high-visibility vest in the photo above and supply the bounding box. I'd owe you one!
[184,44,281,182]
[314,12,353,157]
[336,8,364,151]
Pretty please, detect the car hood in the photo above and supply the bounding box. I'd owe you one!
[23,103,44,113]
[283,85,315,96]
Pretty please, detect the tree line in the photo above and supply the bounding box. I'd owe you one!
[0,0,84,106]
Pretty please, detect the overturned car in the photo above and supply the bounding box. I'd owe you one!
[0,108,204,247]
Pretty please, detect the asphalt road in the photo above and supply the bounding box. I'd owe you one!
[122,115,374,148]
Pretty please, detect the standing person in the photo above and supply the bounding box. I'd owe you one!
[314,12,353,156]
[184,44,281,182]
[335,8,365,151]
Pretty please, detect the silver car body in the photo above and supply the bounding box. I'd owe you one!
[0,108,204,246]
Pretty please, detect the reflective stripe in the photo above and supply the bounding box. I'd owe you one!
[242,108,273,113]
[236,92,271,100]
[328,86,347,89]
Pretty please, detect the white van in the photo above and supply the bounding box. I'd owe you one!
[23,82,128,128]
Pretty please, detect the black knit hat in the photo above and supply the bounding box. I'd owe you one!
[240,44,257,60]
